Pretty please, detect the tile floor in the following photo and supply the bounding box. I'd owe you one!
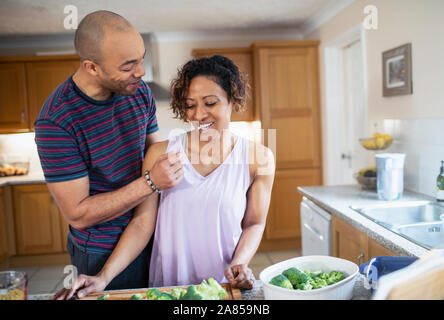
[4,249,301,295]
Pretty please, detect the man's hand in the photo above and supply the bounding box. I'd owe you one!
[148,152,184,190]
[225,264,255,290]
[53,274,108,300]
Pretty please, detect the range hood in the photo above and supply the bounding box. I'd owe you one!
[141,33,171,102]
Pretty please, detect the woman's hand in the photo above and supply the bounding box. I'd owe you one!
[224,264,255,290]
[53,273,108,300]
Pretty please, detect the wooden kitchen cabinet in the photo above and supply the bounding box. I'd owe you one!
[254,42,322,251]
[0,63,29,133]
[0,55,79,133]
[332,215,369,265]
[0,187,9,264]
[192,48,256,122]
[265,168,322,240]
[11,184,69,255]
[332,215,397,265]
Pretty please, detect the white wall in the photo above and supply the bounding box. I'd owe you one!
[305,0,444,195]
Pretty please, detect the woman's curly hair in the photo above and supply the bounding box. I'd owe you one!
[170,55,248,121]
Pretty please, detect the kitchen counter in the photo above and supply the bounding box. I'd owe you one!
[27,275,372,300]
[298,184,432,258]
[0,171,45,187]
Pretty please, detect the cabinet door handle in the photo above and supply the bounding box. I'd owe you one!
[21,110,25,121]
[357,252,365,265]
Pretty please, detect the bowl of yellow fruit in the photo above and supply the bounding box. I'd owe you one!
[359,133,393,150]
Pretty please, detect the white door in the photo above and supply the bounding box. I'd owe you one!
[323,26,368,185]
[341,39,368,182]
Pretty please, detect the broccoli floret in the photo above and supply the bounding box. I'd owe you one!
[318,272,329,280]
[269,274,293,290]
[327,271,346,284]
[146,288,163,300]
[282,267,308,288]
[130,293,144,300]
[181,285,203,300]
[170,287,186,300]
[314,278,328,289]
[295,282,313,290]
[197,278,228,300]
[157,292,175,300]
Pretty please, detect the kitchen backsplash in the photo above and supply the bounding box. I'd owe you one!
[0,133,42,173]
[384,118,444,198]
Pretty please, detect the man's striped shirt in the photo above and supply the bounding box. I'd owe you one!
[34,76,158,254]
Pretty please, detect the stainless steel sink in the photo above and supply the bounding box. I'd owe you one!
[351,201,444,228]
[393,222,443,250]
[350,201,444,249]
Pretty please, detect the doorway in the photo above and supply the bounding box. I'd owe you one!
[323,25,368,185]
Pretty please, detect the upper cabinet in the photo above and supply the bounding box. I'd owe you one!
[0,55,79,134]
[192,48,256,122]
[0,63,29,132]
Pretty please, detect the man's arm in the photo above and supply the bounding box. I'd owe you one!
[56,142,171,300]
[145,131,163,152]
[48,150,184,230]
[47,175,151,230]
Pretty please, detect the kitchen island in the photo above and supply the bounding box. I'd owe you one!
[27,275,372,300]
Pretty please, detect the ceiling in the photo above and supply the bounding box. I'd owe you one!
[0,0,353,37]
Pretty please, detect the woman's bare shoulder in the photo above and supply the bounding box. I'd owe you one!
[247,139,275,178]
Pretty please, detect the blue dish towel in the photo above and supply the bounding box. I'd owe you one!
[359,256,418,291]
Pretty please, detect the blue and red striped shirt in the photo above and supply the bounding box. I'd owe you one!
[34,76,159,253]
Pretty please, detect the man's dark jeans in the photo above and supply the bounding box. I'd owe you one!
[67,233,152,290]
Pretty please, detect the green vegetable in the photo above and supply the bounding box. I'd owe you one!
[146,288,163,300]
[170,287,187,300]
[282,267,308,288]
[180,285,203,300]
[144,278,228,300]
[97,294,110,300]
[130,293,144,300]
[269,268,347,291]
[327,271,345,285]
[205,278,228,300]
[269,274,293,290]
[157,292,175,300]
[295,282,312,290]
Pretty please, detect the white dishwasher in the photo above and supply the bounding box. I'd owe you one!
[300,197,332,256]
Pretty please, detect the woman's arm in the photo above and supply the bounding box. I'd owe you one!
[56,141,171,300]
[225,144,275,289]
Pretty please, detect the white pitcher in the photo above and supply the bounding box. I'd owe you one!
[375,153,406,201]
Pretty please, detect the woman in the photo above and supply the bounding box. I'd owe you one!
[57,55,275,299]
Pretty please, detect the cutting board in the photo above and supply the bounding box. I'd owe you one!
[78,283,242,300]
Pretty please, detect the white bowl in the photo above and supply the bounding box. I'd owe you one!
[259,255,359,300]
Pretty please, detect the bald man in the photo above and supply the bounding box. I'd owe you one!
[34,11,183,291]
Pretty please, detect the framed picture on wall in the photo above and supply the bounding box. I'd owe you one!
[382,43,412,97]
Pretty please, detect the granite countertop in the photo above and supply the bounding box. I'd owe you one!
[28,275,372,300]
[0,171,45,187]
[297,184,432,258]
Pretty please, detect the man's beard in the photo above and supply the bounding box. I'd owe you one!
[100,69,140,96]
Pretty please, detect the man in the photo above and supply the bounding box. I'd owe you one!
[34,10,183,292]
